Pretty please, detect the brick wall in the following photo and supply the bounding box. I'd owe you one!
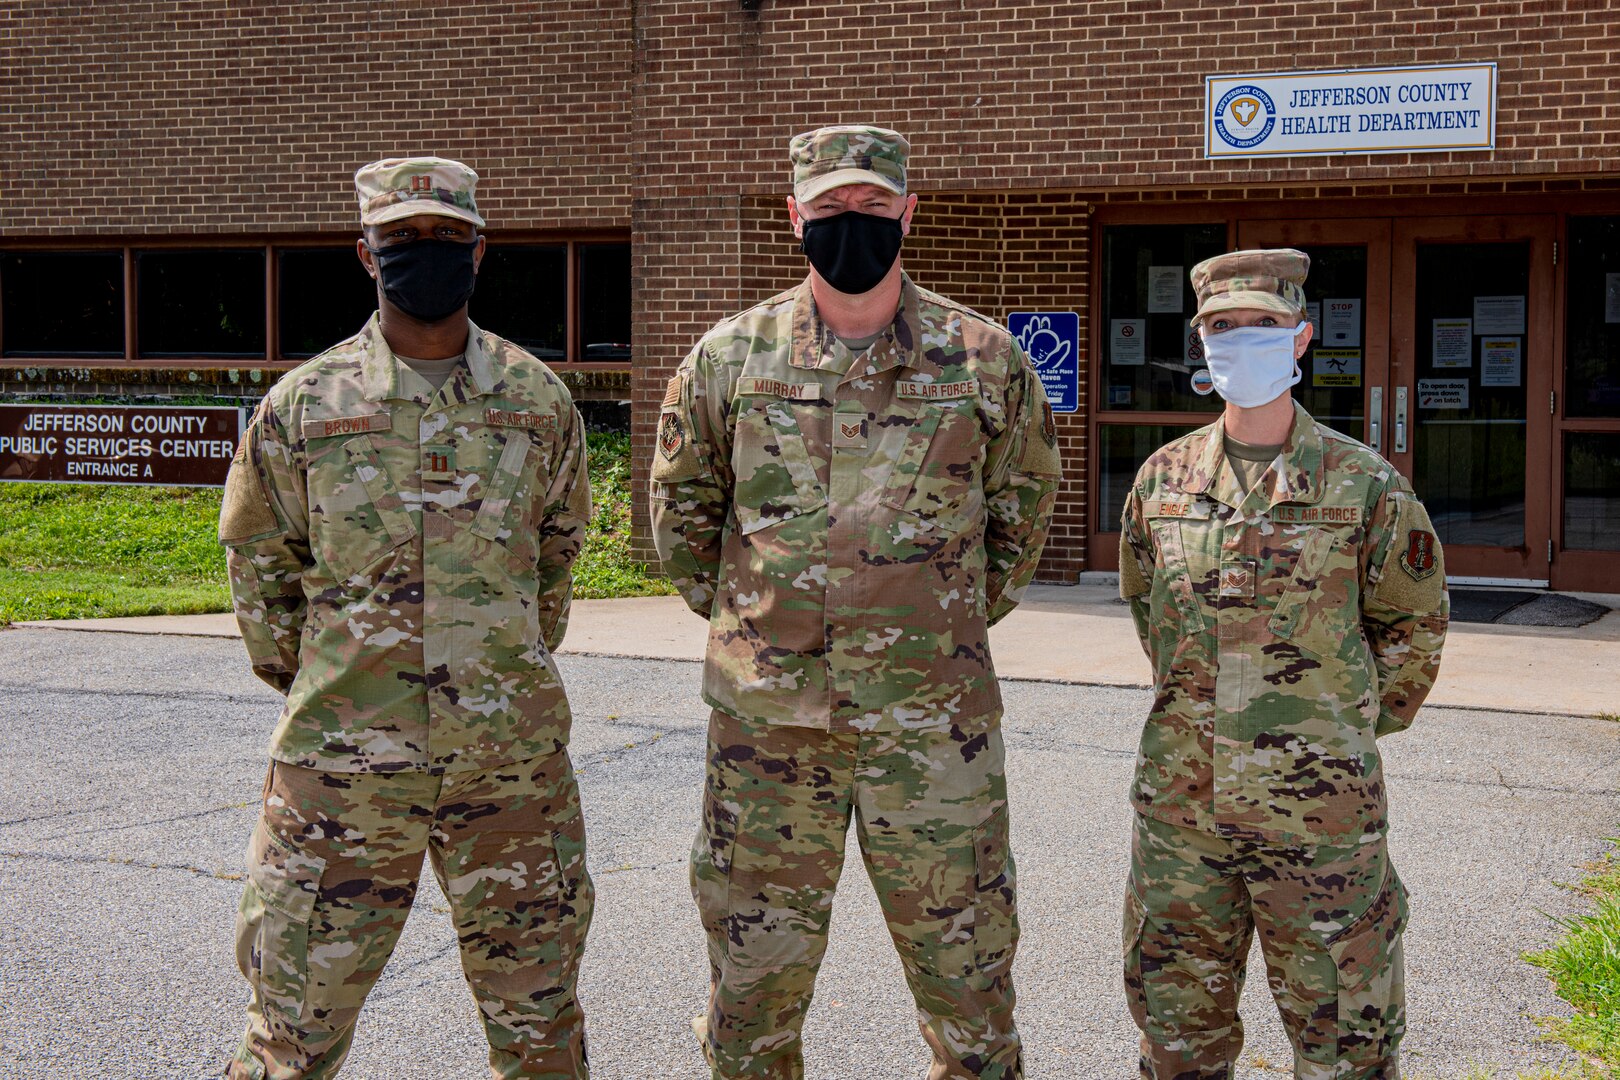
[0,1,634,236]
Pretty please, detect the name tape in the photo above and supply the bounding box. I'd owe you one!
[896,379,979,401]
[1270,505,1364,525]
[1143,498,1212,519]
[486,409,557,430]
[737,378,823,401]
[302,412,392,440]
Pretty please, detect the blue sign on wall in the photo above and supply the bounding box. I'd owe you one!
[1008,311,1079,414]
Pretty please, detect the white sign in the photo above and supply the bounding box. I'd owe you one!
[1432,319,1472,367]
[1183,320,1204,366]
[1418,378,1470,409]
[1473,295,1525,335]
[1206,63,1497,159]
[1313,349,1362,387]
[1110,319,1146,366]
[1606,273,1620,324]
[1306,301,1321,341]
[1323,299,1362,346]
[1148,266,1183,313]
[1480,337,1522,387]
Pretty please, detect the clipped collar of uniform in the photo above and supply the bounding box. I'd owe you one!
[1182,401,1324,505]
[358,313,499,402]
[788,274,941,378]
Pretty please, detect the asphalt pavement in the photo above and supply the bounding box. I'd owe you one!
[1,627,1616,1079]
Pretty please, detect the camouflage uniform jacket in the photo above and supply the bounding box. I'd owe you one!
[1119,404,1448,844]
[219,314,591,774]
[650,275,1061,732]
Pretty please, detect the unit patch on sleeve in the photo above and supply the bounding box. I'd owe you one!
[657,412,686,461]
[1398,529,1439,580]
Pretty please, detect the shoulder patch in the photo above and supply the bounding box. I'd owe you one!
[1374,492,1446,613]
[1015,397,1062,478]
[219,428,280,544]
[651,406,703,485]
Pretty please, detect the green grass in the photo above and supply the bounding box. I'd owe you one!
[575,431,675,601]
[0,484,231,623]
[1526,839,1620,1077]
[0,430,669,624]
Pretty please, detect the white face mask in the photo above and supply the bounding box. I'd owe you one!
[1199,321,1307,408]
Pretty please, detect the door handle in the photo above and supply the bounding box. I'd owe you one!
[1394,386,1409,454]
[1369,386,1383,452]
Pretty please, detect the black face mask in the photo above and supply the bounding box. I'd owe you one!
[367,237,478,323]
[800,210,904,295]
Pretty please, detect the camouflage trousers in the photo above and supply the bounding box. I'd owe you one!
[1123,813,1408,1080]
[691,709,1021,1080]
[225,750,593,1080]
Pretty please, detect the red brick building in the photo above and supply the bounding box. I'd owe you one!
[4,1,1618,589]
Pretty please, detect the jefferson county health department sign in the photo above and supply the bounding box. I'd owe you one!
[0,405,243,487]
[1206,63,1496,159]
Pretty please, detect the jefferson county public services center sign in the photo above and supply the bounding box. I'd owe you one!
[1207,63,1497,159]
[0,405,243,487]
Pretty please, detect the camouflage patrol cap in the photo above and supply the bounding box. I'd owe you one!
[1190,248,1310,327]
[354,156,486,228]
[789,125,908,202]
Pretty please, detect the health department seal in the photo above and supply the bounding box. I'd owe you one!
[1213,84,1276,149]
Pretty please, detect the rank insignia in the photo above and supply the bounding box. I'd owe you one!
[1399,529,1438,580]
[657,412,685,461]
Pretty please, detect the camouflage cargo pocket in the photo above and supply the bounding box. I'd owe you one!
[732,398,825,535]
[878,397,980,534]
[1325,866,1408,1066]
[305,434,416,581]
[238,819,326,1032]
[1121,882,1153,1036]
[1270,526,1357,659]
[972,805,1018,975]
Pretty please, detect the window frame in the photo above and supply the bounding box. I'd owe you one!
[0,231,632,370]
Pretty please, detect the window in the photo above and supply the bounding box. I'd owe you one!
[278,248,377,359]
[1564,433,1620,551]
[1,251,125,357]
[1565,216,1620,420]
[137,250,265,357]
[0,236,629,365]
[1094,223,1227,533]
[470,245,567,360]
[579,242,631,361]
[1099,224,1227,414]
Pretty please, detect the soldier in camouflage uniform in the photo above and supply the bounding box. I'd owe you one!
[218,157,594,1080]
[1117,249,1449,1079]
[650,125,1060,1080]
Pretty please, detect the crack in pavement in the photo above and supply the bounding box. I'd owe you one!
[28,802,251,845]
[0,680,271,706]
[0,848,244,883]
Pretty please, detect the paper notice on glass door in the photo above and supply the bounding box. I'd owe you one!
[1432,319,1472,367]
[1480,337,1521,387]
[1148,266,1183,313]
[1322,299,1361,346]
[1417,378,1469,409]
[1306,302,1321,341]
[1110,319,1146,366]
[1607,273,1620,323]
[1473,295,1525,335]
[1313,349,1362,387]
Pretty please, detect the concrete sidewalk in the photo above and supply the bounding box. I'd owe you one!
[18,582,1620,717]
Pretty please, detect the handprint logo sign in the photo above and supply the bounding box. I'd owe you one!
[1008,311,1079,413]
[1016,316,1072,374]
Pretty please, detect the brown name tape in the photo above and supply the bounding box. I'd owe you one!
[896,378,979,401]
[1143,498,1212,520]
[301,412,391,439]
[486,409,557,430]
[1270,504,1364,525]
[737,378,822,401]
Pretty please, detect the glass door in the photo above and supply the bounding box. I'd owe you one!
[1391,217,1555,584]
[1236,219,1392,449]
